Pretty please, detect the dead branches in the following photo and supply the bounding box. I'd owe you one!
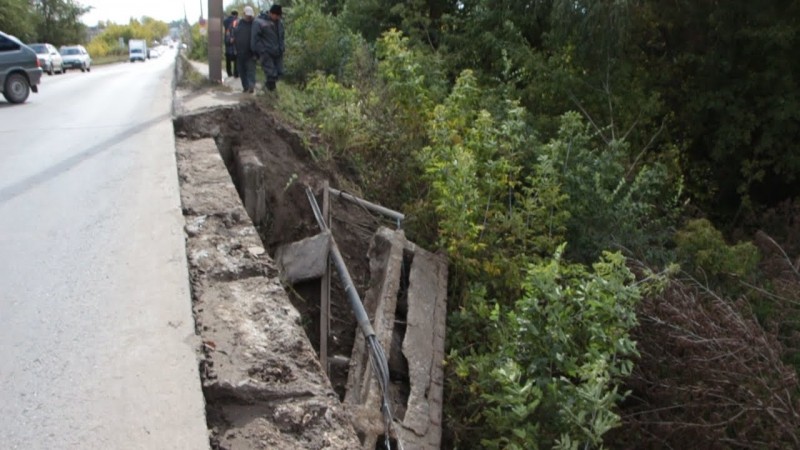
[609,256,800,449]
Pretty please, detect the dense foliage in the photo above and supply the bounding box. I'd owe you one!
[7,0,799,447]
[268,0,800,447]
[0,0,88,45]
[86,18,171,58]
[0,0,173,60]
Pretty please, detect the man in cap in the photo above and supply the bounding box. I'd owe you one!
[234,6,257,92]
[251,4,285,93]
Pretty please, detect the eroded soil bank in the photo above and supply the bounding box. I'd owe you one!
[173,102,369,448]
[172,55,449,443]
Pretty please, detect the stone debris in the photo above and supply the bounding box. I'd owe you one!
[175,137,361,449]
[343,228,448,449]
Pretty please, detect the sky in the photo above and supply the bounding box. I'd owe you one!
[80,0,229,26]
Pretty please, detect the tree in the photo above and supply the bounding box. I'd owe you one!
[32,0,91,45]
[341,0,450,45]
[0,0,36,41]
[636,0,800,221]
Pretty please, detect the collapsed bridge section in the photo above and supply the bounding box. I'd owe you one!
[174,103,448,449]
[277,187,448,449]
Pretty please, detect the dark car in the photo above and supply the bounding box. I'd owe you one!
[29,42,64,75]
[60,45,91,72]
[0,31,43,104]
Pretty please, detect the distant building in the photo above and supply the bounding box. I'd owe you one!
[85,24,103,42]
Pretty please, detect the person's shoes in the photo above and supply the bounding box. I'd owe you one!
[247,87,254,93]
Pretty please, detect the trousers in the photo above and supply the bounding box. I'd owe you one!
[237,55,256,91]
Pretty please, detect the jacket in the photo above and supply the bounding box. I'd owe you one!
[233,18,254,58]
[223,15,238,55]
[251,12,284,59]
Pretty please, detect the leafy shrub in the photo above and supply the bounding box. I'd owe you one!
[544,112,684,264]
[376,29,445,136]
[188,24,207,60]
[675,218,760,281]
[448,247,642,449]
[302,73,370,160]
[419,69,567,292]
[284,0,365,83]
[87,20,169,58]
[86,39,112,58]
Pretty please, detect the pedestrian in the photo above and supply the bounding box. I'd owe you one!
[234,6,257,93]
[223,10,239,78]
[251,4,285,93]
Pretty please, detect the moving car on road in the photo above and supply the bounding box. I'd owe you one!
[0,30,42,104]
[29,43,64,75]
[60,45,91,72]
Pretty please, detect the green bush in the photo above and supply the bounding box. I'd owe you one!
[419,69,567,293]
[449,247,642,449]
[189,24,208,60]
[675,218,761,281]
[284,0,365,83]
[543,112,684,264]
[302,73,370,160]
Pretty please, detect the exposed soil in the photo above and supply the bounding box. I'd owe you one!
[174,99,406,448]
[174,101,396,393]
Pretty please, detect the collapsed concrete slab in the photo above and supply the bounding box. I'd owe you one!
[233,149,268,228]
[175,137,361,449]
[275,232,331,284]
[344,227,448,449]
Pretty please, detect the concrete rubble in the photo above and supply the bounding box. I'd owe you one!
[176,137,361,449]
[172,57,449,449]
[342,228,448,449]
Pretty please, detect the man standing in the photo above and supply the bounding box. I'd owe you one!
[251,4,285,93]
[223,10,239,78]
[234,6,257,93]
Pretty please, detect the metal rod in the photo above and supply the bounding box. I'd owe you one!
[320,182,330,375]
[305,187,376,336]
[305,186,397,448]
[328,188,405,224]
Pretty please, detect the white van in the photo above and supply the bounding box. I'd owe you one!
[129,39,147,62]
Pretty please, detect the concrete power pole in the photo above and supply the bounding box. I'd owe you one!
[208,0,223,83]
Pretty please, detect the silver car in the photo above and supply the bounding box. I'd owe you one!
[29,43,64,75]
[60,45,91,72]
[0,31,43,104]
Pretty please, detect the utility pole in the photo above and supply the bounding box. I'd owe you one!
[208,0,223,83]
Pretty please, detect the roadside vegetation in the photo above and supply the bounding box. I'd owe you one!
[256,1,800,448]
[7,0,800,447]
[1,0,176,63]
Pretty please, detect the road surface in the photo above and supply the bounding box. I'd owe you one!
[0,51,209,449]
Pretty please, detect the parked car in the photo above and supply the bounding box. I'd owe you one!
[0,30,43,104]
[29,43,64,75]
[60,45,91,72]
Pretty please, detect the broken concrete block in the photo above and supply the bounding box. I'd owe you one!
[344,227,448,450]
[234,149,268,226]
[275,232,331,284]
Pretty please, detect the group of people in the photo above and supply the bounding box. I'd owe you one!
[223,5,285,94]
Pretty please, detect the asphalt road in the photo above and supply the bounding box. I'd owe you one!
[0,51,209,449]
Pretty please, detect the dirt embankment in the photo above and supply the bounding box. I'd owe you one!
[173,102,372,449]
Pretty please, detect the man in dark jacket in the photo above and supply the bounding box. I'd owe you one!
[251,4,285,92]
[234,6,257,93]
[223,10,239,78]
